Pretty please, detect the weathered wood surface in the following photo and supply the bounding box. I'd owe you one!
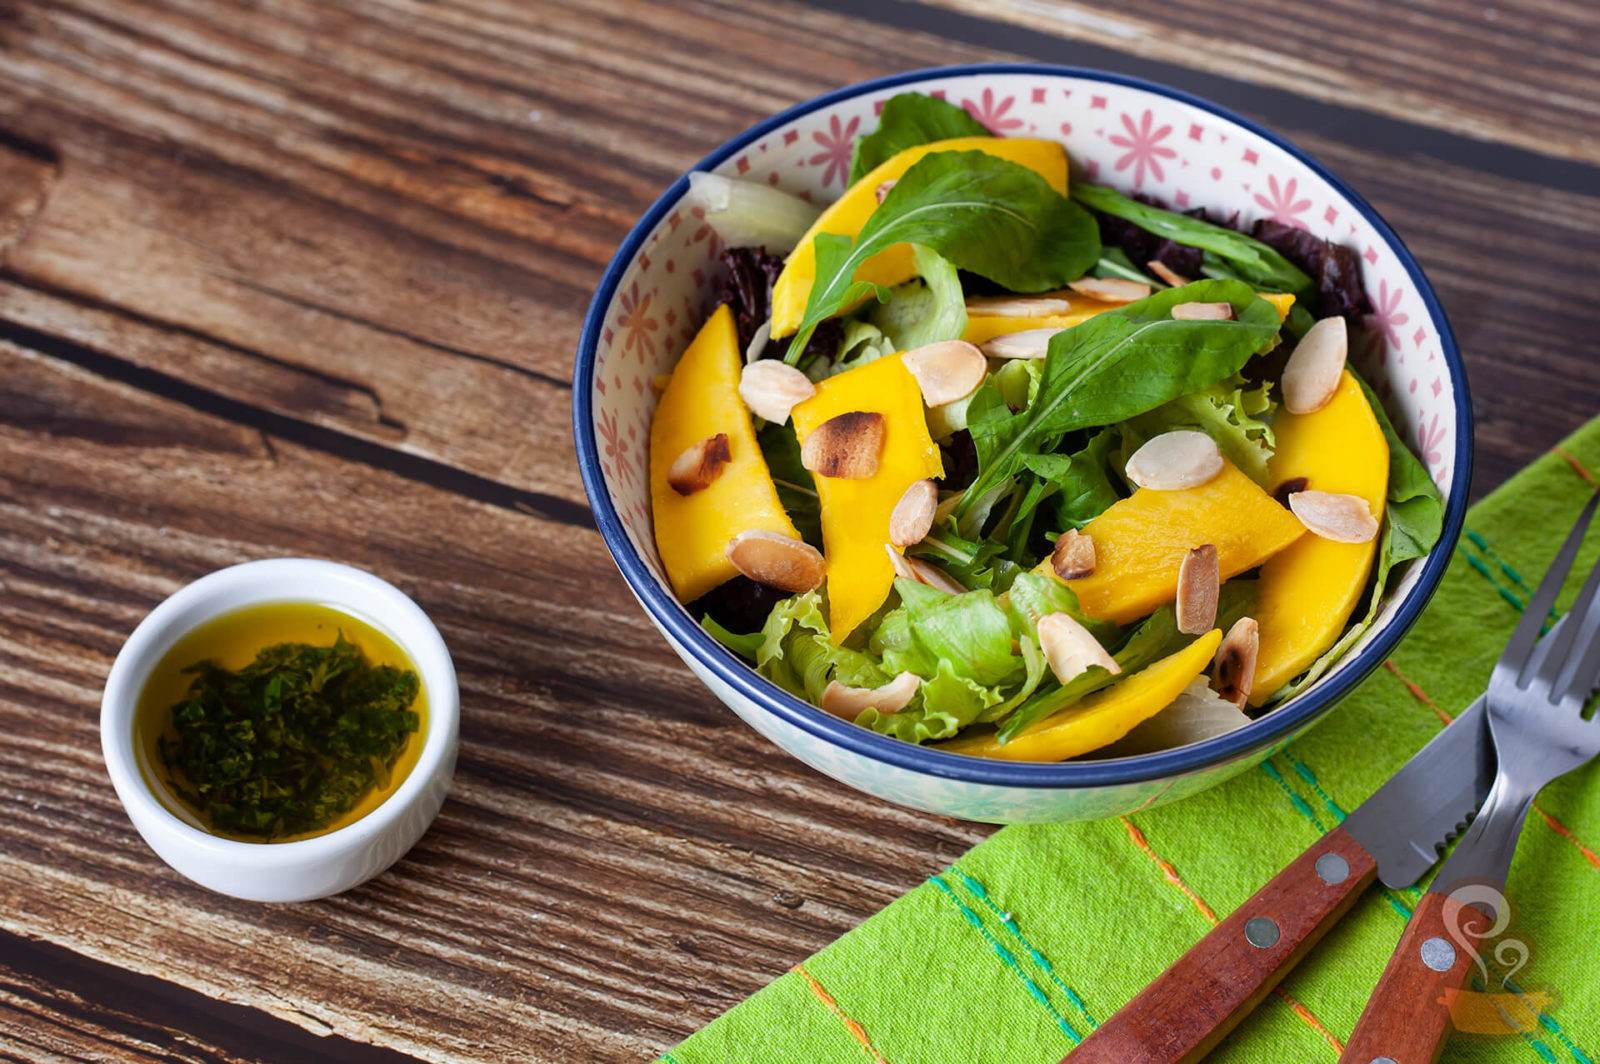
[2,1,1598,1061]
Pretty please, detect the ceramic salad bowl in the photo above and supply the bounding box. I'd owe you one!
[572,64,1471,824]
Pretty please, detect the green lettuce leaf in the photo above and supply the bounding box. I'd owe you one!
[848,92,990,185]
[957,280,1283,522]
[784,151,1099,362]
[1071,183,1311,295]
[703,614,764,660]
[1354,372,1445,566]
[756,592,889,704]
[867,244,968,351]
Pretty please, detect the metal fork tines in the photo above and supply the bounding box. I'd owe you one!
[1437,489,1600,900]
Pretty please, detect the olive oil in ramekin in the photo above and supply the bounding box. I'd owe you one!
[134,602,427,843]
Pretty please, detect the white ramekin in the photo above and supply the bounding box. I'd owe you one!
[100,558,459,902]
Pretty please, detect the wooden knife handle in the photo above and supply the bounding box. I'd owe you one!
[1065,828,1378,1064]
[1338,889,1486,1064]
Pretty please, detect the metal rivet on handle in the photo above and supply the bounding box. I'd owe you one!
[1315,852,1350,885]
[1244,917,1280,949]
[1421,937,1457,972]
[1369,1058,1398,1064]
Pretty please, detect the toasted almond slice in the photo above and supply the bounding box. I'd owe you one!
[667,433,731,496]
[889,479,939,548]
[821,671,921,719]
[885,544,966,595]
[738,359,815,424]
[1050,529,1096,581]
[902,340,986,407]
[725,530,826,592]
[979,327,1062,360]
[1282,315,1348,414]
[1037,612,1121,685]
[1147,260,1192,287]
[874,179,897,204]
[1126,430,1224,491]
[1176,544,1220,635]
[1211,617,1260,708]
[801,410,885,479]
[1171,301,1235,321]
[1288,490,1379,543]
[1068,277,1151,303]
[744,318,772,364]
[964,295,1073,317]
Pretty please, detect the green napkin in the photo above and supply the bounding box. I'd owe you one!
[662,418,1600,1064]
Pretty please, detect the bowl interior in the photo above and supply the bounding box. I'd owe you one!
[581,66,1466,775]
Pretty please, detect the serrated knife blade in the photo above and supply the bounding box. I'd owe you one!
[1339,695,1493,888]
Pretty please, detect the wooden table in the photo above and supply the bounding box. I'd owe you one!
[3,1,1597,1060]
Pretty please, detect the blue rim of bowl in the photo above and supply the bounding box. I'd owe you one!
[573,62,1473,788]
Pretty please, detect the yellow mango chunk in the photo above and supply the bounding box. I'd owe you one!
[771,137,1069,338]
[941,630,1223,761]
[1039,461,1305,625]
[791,355,943,641]
[649,305,800,603]
[963,290,1293,345]
[1249,371,1389,704]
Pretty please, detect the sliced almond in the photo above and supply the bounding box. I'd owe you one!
[1176,544,1220,635]
[744,318,772,364]
[964,295,1073,317]
[1288,490,1378,543]
[1067,277,1151,303]
[1147,260,1192,287]
[821,671,921,719]
[1171,301,1235,321]
[725,530,825,592]
[885,544,966,595]
[874,179,897,204]
[1050,529,1096,581]
[1211,616,1260,708]
[1037,612,1121,685]
[889,479,938,548]
[901,340,986,407]
[979,327,1062,360]
[801,411,885,479]
[666,433,731,496]
[1125,430,1224,491]
[1282,316,1348,414]
[738,360,816,424]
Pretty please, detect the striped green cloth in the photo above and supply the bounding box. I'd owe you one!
[663,417,1600,1064]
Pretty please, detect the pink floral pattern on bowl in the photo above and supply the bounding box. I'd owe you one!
[575,67,1468,822]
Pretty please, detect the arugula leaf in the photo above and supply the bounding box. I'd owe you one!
[1354,372,1445,565]
[849,92,990,185]
[1021,428,1122,533]
[957,280,1283,521]
[784,151,1099,363]
[867,244,968,351]
[756,422,822,545]
[1071,182,1311,295]
[703,614,764,659]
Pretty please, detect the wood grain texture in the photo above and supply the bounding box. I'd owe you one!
[0,0,1597,1060]
[1339,890,1487,1064]
[902,0,1600,168]
[1067,829,1379,1064]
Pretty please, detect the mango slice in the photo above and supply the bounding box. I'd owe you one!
[1249,371,1389,704]
[941,629,1223,761]
[963,291,1293,345]
[791,354,943,642]
[649,304,801,603]
[1039,460,1305,625]
[770,137,1069,338]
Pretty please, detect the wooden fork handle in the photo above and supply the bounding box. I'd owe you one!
[1338,889,1487,1064]
[1065,828,1378,1064]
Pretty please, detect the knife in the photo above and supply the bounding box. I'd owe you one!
[1064,694,1494,1063]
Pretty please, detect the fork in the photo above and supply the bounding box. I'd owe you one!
[1340,489,1600,1064]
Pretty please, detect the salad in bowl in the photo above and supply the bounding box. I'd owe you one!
[643,91,1444,764]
